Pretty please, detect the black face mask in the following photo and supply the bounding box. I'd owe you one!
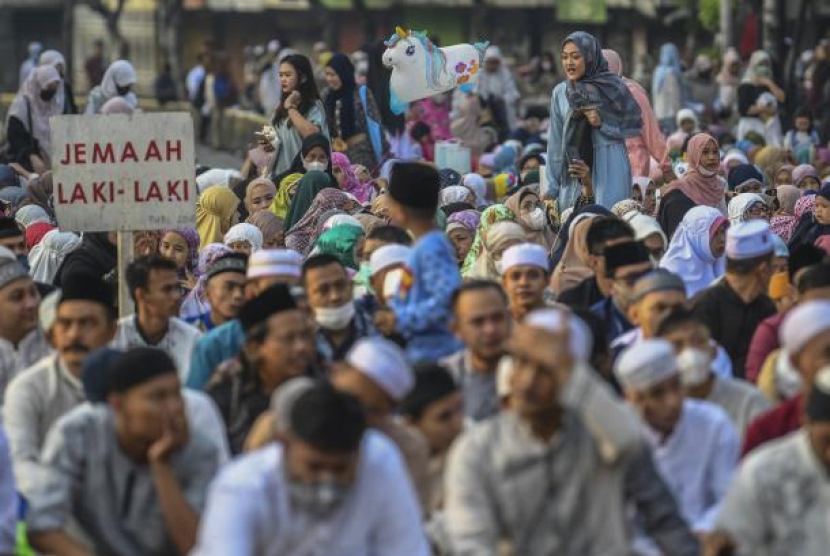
[40,89,57,102]
[116,85,132,96]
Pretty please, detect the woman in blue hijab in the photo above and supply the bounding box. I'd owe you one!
[652,43,687,134]
[545,31,641,212]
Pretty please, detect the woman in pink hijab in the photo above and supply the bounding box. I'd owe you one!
[662,133,727,211]
[602,49,667,177]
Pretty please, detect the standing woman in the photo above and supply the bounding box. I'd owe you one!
[5,66,63,173]
[85,60,138,114]
[266,54,329,179]
[736,51,786,141]
[324,53,388,171]
[602,49,667,178]
[39,50,78,114]
[651,43,686,135]
[545,31,642,213]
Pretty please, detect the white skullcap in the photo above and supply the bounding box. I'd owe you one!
[369,244,411,277]
[39,288,61,332]
[247,248,302,279]
[779,300,830,356]
[524,308,593,363]
[484,46,503,61]
[501,243,549,273]
[346,337,414,401]
[726,220,774,260]
[497,356,514,398]
[614,338,678,391]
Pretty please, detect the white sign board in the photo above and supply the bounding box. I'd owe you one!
[51,113,196,232]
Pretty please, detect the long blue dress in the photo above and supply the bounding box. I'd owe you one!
[545,81,632,212]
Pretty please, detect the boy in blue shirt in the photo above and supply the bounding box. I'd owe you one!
[375,162,462,362]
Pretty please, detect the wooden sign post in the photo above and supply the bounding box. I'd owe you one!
[51,112,197,318]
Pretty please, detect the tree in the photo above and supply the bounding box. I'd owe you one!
[86,0,130,59]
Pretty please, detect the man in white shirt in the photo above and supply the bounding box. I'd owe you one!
[705,361,830,556]
[4,273,116,498]
[657,307,771,440]
[0,258,50,402]
[192,381,429,555]
[615,338,739,534]
[112,254,201,381]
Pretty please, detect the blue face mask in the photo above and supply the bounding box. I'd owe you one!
[16,254,29,271]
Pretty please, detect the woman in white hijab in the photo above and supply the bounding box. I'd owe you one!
[39,49,78,114]
[659,206,728,297]
[5,65,63,171]
[223,223,263,255]
[85,60,138,115]
[727,192,769,225]
[14,205,51,230]
[28,230,81,283]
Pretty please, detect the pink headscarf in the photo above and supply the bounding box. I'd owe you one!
[662,134,725,207]
[331,152,373,204]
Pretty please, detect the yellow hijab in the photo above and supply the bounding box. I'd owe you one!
[196,186,240,247]
[270,173,303,219]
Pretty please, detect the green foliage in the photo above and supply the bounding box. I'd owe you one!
[699,0,720,32]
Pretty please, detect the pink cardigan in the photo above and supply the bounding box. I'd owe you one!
[625,80,667,177]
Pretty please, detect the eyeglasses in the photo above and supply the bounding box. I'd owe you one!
[746,203,769,218]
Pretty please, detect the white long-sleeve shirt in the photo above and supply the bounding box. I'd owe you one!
[643,399,739,532]
[191,431,429,556]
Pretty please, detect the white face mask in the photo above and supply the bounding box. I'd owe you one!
[774,350,804,400]
[383,268,403,301]
[304,161,327,172]
[524,207,547,231]
[314,302,355,330]
[676,347,712,387]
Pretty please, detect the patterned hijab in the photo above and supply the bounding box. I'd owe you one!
[332,152,373,204]
[285,188,354,255]
[563,31,642,139]
[461,204,516,276]
[162,228,200,273]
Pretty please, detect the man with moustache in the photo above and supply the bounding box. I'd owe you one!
[3,273,116,498]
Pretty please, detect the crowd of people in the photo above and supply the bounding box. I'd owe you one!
[1,26,830,556]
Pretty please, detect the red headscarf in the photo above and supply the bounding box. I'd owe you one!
[663,134,725,208]
[25,222,55,251]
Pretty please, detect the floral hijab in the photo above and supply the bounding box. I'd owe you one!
[461,204,516,276]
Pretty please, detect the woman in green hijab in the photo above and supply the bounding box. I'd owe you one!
[283,170,336,232]
[315,224,365,270]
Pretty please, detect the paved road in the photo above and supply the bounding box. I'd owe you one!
[195,143,244,170]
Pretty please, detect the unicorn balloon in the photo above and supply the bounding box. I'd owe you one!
[382,27,488,115]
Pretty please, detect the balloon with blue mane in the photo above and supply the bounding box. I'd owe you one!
[382,26,489,115]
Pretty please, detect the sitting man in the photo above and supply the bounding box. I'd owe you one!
[208,284,316,454]
[113,254,201,380]
[192,382,429,554]
[500,242,551,322]
[615,339,739,534]
[27,348,221,556]
[657,307,771,440]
